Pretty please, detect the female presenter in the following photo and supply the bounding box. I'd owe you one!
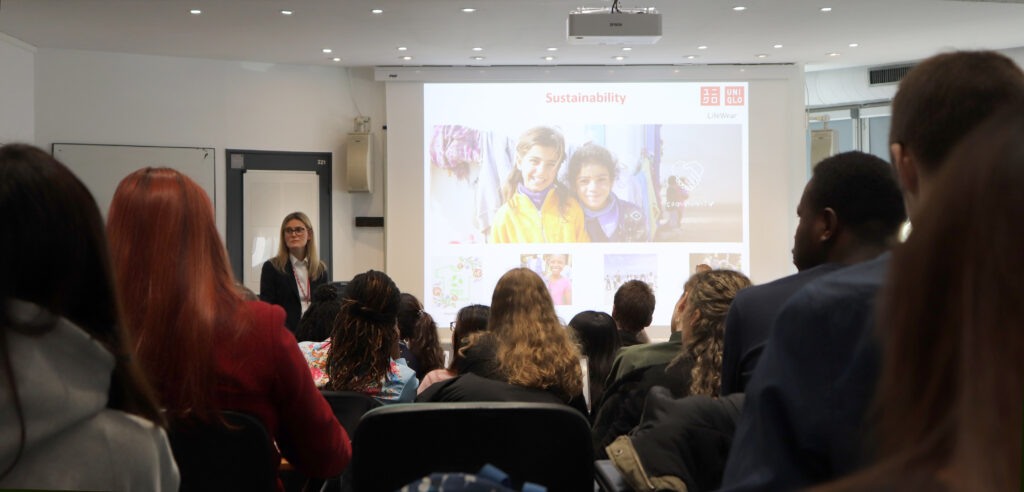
[260,212,328,333]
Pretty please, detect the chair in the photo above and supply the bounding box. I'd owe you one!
[167,410,278,492]
[302,391,383,492]
[320,390,383,432]
[349,402,594,491]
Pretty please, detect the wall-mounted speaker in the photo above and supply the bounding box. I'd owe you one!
[347,133,372,192]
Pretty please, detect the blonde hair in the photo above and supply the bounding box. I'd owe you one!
[671,269,751,397]
[270,211,326,280]
[489,268,582,399]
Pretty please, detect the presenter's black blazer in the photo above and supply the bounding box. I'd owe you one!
[259,259,328,334]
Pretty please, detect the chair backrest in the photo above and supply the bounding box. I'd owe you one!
[167,410,278,492]
[320,390,382,433]
[350,402,594,491]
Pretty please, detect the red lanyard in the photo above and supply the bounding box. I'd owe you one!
[293,267,310,302]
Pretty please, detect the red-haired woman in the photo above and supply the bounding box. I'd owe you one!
[107,167,349,490]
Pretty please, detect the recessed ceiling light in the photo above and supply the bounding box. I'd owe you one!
[622,47,633,52]
[462,8,476,13]
[756,53,768,58]
[697,45,708,50]
[397,46,408,51]
[281,10,293,15]
[773,44,783,49]
[848,43,859,48]
[332,57,341,62]
[472,47,483,52]
[685,55,698,60]
[733,6,747,11]
[189,9,201,15]
[543,56,556,61]
[613,56,626,61]
[547,47,558,52]
[820,7,832,12]
[322,48,333,54]
[827,52,840,57]
[472,56,485,61]
[371,9,384,14]
[401,56,413,60]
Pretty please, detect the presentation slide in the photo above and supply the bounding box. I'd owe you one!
[422,82,749,325]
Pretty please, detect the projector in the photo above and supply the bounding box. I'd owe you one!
[567,8,662,45]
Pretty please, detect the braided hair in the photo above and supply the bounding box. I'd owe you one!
[324,271,401,392]
[669,269,751,397]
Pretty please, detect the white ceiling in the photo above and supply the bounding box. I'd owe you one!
[1,0,1023,72]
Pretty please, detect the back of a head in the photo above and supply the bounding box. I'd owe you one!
[326,270,401,391]
[807,151,906,244]
[107,167,239,417]
[295,284,341,342]
[873,103,1024,490]
[0,144,163,433]
[489,268,581,397]
[890,50,1024,175]
[612,280,656,332]
[451,304,490,371]
[0,144,118,334]
[396,293,423,339]
[567,311,621,364]
[678,269,752,397]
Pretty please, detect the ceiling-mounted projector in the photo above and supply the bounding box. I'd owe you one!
[567,7,662,45]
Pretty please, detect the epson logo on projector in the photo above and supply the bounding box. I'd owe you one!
[610,22,623,27]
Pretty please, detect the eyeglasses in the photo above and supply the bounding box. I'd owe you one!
[449,321,456,331]
[284,227,307,235]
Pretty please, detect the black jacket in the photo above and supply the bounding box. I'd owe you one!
[258,259,327,333]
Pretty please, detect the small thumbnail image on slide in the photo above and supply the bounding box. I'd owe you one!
[603,254,658,305]
[522,253,573,306]
[689,252,743,273]
[430,256,484,310]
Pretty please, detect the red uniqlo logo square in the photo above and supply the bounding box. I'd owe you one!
[701,86,721,106]
[725,86,746,106]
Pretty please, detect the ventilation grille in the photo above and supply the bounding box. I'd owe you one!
[869,64,914,86]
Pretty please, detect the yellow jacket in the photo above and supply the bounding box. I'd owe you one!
[489,189,590,243]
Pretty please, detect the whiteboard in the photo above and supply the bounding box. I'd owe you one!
[52,143,216,220]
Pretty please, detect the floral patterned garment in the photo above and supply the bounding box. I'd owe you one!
[298,339,408,401]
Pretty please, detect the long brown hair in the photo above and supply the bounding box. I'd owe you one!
[108,167,244,421]
[325,270,401,392]
[489,268,582,400]
[270,211,326,280]
[0,144,164,479]
[670,269,751,397]
[397,293,444,377]
[450,304,490,372]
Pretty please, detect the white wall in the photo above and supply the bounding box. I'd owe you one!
[0,33,35,144]
[33,48,387,281]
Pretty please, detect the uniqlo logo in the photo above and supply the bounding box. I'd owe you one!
[700,86,721,106]
[725,86,746,106]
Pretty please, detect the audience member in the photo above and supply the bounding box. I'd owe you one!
[721,50,1024,490]
[816,101,1024,492]
[260,212,329,333]
[606,273,701,385]
[302,270,418,403]
[720,151,905,395]
[397,293,445,379]
[489,126,589,243]
[612,280,656,347]
[418,268,584,413]
[0,144,178,490]
[567,142,647,242]
[593,270,751,457]
[107,167,348,489]
[294,284,341,343]
[417,304,490,395]
[567,310,621,413]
